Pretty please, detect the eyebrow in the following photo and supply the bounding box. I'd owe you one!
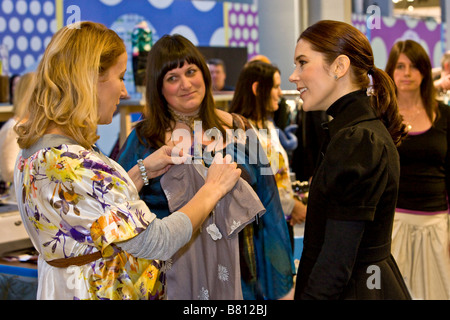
[165,70,178,77]
[295,54,306,62]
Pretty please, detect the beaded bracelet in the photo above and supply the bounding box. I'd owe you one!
[137,159,149,186]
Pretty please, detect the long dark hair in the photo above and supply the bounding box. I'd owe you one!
[385,40,439,124]
[299,20,407,146]
[229,60,279,129]
[135,34,228,148]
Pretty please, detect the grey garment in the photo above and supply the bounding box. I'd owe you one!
[160,163,266,300]
[116,211,192,261]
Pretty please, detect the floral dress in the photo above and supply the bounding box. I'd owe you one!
[14,135,166,300]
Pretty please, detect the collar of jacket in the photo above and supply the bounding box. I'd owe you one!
[323,89,380,138]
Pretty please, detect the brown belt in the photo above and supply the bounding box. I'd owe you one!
[46,251,102,268]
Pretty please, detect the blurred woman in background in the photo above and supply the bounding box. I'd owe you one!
[385,39,450,300]
[229,60,307,240]
[0,72,34,200]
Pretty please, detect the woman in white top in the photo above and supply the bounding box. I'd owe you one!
[0,72,35,201]
[13,21,241,300]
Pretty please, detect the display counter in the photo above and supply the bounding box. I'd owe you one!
[0,256,37,300]
[0,204,32,257]
[118,98,143,148]
[0,103,14,122]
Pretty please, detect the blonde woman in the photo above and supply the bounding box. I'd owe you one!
[13,21,241,300]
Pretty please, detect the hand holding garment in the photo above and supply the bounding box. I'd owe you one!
[160,162,265,300]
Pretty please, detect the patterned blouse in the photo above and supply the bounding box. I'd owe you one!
[15,135,166,300]
[249,120,295,218]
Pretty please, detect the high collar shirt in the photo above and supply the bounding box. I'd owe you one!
[295,90,411,300]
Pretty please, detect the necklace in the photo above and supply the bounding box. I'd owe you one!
[168,108,200,133]
[400,105,422,131]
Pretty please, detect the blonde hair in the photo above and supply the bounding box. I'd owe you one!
[12,72,35,120]
[16,21,126,149]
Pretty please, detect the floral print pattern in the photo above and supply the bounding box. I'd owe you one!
[15,140,165,300]
[249,121,295,218]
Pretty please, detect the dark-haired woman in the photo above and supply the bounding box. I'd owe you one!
[117,34,294,300]
[289,20,411,300]
[385,40,450,300]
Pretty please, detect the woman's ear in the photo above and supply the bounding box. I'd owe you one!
[332,55,351,80]
[252,81,259,96]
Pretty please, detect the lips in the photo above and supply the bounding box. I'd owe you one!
[298,87,307,97]
[181,91,196,98]
[399,80,415,85]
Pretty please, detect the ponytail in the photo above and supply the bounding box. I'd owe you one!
[369,67,407,146]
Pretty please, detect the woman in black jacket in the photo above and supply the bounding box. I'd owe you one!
[289,20,411,300]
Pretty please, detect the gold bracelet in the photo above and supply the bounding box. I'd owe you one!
[137,159,149,186]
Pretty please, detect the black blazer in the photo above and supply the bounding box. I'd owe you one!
[295,90,411,300]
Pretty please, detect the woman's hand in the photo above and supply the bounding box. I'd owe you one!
[143,145,188,179]
[204,153,241,200]
[435,74,450,91]
[179,153,241,231]
[290,198,307,226]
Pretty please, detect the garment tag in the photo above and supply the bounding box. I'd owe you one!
[206,223,222,241]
